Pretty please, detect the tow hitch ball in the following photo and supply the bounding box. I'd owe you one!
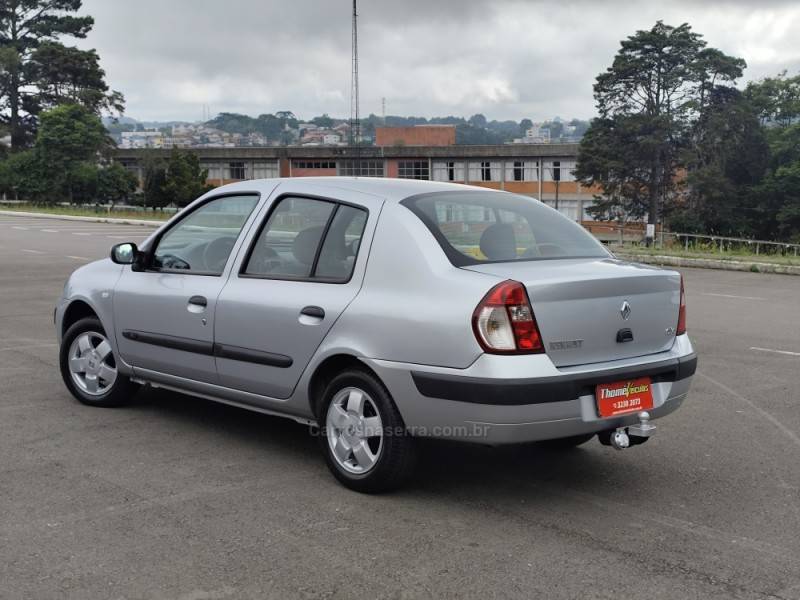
[599,411,656,450]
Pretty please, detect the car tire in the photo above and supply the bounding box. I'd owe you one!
[59,317,135,408]
[318,369,417,493]
[538,433,596,449]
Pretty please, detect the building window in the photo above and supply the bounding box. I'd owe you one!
[293,160,336,169]
[544,159,575,182]
[468,161,500,182]
[505,160,539,182]
[252,161,279,179]
[227,161,247,180]
[201,162,222,181]
[432,161,465,182]
[338,159,384,177]
[398,160,430,180]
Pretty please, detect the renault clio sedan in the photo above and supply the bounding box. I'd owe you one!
[56,178,696,492]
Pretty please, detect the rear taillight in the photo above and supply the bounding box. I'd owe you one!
[472,280,544,354]
[676,275,687,335]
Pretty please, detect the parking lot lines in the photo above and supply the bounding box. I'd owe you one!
[750,346,800,357]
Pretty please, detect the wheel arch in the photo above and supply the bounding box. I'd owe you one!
[307,353,382,419]
[62,299,100,336]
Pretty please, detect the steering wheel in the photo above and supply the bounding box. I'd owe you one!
[156,253,191,270]
[202,236,237,272]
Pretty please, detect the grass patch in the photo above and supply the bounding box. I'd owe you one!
[615,245,800,266]
[0,203,173,222]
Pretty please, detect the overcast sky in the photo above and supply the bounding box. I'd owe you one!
[77,0,800,123]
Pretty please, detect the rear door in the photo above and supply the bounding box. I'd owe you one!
[213,183,382,399]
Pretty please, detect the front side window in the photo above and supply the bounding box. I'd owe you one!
[244,197,367,282]
[402,192,609,266]
[152,194,259,275]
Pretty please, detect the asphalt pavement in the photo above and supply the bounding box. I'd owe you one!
[1,214,799,600]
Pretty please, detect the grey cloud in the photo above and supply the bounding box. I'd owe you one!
[77,0,800,122]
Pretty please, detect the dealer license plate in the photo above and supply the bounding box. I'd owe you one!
[596,377,654,418]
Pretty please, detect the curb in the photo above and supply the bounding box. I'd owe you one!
[617,253,800,276]
[0,210,163,227]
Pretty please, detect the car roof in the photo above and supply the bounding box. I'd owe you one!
[216,177,505,203]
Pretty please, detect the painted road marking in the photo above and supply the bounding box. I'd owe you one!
[66,255,90,261]
[106,235,148,239]
[20,249,44,254]
[40,229,59,233]
[0,343,58,352]
[12,226,29,230]
[701,293,765,301]
[698,372,800,448]
[750,347,800,357]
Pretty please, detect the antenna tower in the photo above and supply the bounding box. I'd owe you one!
[349,0,360,148]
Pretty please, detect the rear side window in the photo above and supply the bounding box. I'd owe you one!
[401,192,609,266]
[243,196,367,282]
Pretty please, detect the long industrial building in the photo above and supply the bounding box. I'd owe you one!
[114,141,603,222]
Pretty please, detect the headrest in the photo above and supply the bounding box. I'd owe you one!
[293,226,325,265]
[479,223,517,261]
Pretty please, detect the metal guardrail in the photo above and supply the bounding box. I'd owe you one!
[596,225,800,257]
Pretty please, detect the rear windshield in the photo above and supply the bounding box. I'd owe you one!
[401,192,610,266]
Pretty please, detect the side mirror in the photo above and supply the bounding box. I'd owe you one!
[110,242,139,265]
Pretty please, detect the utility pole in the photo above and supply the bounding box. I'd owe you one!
[349,0,360,149]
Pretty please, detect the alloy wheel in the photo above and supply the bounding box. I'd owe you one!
[67,331,118,396]
[325,387,384,474]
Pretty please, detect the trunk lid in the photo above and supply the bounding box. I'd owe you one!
[464,258,681,367]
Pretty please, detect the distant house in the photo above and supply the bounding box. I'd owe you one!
[120,130,164,149]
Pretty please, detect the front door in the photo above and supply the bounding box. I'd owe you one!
[214,186,381,399]
[113,193,262,383]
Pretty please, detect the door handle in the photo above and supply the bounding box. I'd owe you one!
[300,306,325,319]
[188,295,208,307]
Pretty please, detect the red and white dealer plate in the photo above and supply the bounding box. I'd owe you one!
[596,377,654,418]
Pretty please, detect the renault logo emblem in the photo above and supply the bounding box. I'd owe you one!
[620,301,632,320]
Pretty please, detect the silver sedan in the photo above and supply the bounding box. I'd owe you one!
[55,178,696,492]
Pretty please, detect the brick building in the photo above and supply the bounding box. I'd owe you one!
[374,125,456,147]
[114,142,603,222]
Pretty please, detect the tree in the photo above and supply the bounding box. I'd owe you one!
[673,87,768,236]
[141,150,168,209]
[0,0,124,149]
[577,22,745,238]
[519,118,533,135]
[468,113,487,128]
[162,148,210,207]
[98,162,137,204]
[576,116,654,222]
[34,103,108,200]
[0,147,48,198]
[745,72,800,127]
[311,113,335,128]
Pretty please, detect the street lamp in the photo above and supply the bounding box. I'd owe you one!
[544,162,561,211]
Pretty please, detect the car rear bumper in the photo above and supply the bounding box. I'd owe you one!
[363,335,696,445]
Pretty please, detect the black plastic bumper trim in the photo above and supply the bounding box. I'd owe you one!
[411,353,698,406]
[122,330,213,355]
[121,330,293,368]
[213,343,293,368]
